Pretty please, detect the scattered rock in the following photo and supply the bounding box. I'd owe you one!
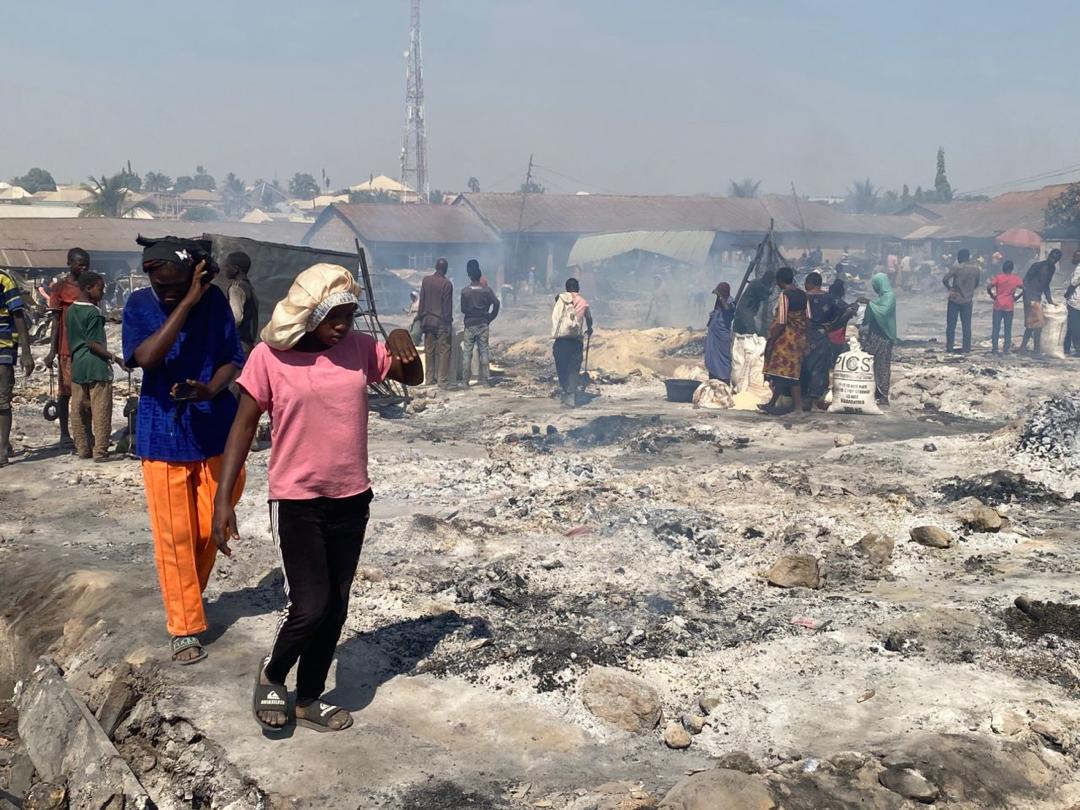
[766,554,822,589]
[15,658,151,808]
[94,671,137,739]
[827,751,867,773]
[23,782,68,810]
[1030,719,1068,749]
[878,765,938,803]
[884,632,910,653]
[833,433,855,447]
[580,667,662,733]
[961,503,1005,532]
[923,442,937,452]
[909,525,953,548]
[567,781,657,810]
[1013,595,1044,621]
[680,713,706,735]
[9,750,35,797]
[855,533,894,566]
[697,690,722,715]
[625,628,646,646]
[990,706,1026,736]
[663,723,691,750]
[659,768,775,809]
[714,751,761,774]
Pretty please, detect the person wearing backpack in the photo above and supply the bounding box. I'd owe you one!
[551,277,593,406]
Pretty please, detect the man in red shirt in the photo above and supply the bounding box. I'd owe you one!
[44,247,89,448]
[986,259,1024,354]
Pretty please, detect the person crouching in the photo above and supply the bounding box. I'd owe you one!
[211,264,423,733]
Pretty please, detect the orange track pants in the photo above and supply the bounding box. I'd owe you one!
[141,456,245,637]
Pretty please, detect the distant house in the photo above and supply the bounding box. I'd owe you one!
[896,185,1072,258]
[303,203,501,274]
[348,175,420,203]
[454,192,920,282]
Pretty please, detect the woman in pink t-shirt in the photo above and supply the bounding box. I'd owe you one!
[211,264,422,733]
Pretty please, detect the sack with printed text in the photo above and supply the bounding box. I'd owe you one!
[827,349,882,415]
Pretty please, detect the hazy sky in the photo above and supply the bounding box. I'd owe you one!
[4,1,1079,198]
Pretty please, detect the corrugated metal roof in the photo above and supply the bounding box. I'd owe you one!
[908,186,1068,240]
[903,224,944,240]
[457,192,922,239]
[309,203,501,245]
[0,217,312,268]
[568,230,717,266]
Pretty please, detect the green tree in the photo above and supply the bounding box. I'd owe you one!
[81,174,133,217]
[467,176,481,193]
[174,176,195,193]
[116,160,142,191]
[192,165,216,191]
[934,147,952,202]
[846,178,879,213]
[143,171,172,192]
[289,172,321,198]
[11,167,57,193]
[728,178,761,198]
[429,189,445,204]
[900,184,911,206]
[520,179,545,194]
[181,205,221,222]
[222,172,248,218]
[1045,183,1080,230]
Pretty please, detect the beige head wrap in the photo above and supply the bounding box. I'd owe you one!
[260,263,361,350]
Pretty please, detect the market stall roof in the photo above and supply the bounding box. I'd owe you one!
[995,227,1042,249]
[568,230,717,266]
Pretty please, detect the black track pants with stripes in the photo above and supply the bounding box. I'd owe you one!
[263,489,372,700]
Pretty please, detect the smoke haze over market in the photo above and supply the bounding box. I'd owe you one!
[5,0,1080,197]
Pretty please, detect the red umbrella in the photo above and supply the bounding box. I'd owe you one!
[995,228,1043,249]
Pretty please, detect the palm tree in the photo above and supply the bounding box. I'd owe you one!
[847,178,879,213]
[144,172,172,192]
[222,172,247,218]
[81,174,132,217]
[728,178,761,198]
[467,176,481,193]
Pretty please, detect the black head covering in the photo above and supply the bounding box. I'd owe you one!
[137,235,214,271]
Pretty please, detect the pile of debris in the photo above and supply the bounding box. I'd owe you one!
[1017,394,1080,471]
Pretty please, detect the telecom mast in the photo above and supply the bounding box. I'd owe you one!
[400,0,429,202]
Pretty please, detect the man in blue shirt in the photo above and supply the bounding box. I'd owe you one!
[122,237,246,665]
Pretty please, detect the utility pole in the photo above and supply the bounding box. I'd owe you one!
[510,154,534,284]
[400,0,429,203]
[790,182,811,253]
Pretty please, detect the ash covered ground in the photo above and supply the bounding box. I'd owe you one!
[3,289,1080,808]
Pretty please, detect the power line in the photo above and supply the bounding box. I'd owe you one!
[957,162,1080,196]
[531,163,619,195]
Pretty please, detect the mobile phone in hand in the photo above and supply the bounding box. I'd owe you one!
[173,382,199,401]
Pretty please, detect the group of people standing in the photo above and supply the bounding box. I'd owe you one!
[0,248,131,465]
[703,267,897,416]
[413,258,501,388]
[8,237,422,734]
[942,247,1080,356]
